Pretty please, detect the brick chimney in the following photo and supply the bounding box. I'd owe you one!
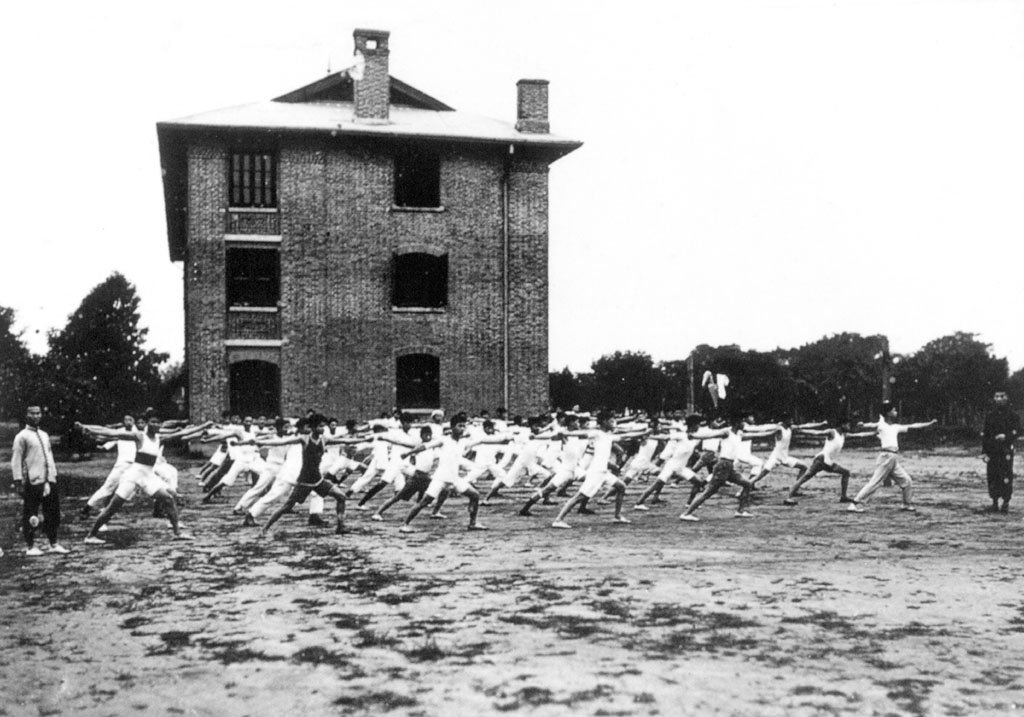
[515,79,549,134]
[353,28,390,123]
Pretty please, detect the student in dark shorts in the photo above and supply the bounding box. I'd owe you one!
[258,414,349,537]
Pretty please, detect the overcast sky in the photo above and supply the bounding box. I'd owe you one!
[4,0,1023,374]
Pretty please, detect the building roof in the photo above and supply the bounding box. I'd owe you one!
[160,97,580,147]
[158,69,581,261]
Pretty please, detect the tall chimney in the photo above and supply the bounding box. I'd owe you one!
[353,28,390,123]
[515,79,549,134]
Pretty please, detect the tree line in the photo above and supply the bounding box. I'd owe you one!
[0,273,182,442]
[2,272,1019,438]
[550,333,1024,427]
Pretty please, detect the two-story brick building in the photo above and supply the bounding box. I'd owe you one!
[157,29,580,421]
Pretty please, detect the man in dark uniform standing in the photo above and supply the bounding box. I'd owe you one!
[982,391,1020,513]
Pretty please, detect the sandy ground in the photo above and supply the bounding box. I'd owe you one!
[2,447,1023,716]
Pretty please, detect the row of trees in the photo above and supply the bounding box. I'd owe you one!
[0,273,183,433]
[551,332,1024,426]
[2,273,1019,435]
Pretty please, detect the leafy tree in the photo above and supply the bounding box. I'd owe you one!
[549,367,579,411]
[895,332,1008,425]
[590,351,666,413]
[0,306,39,419]
[688,344,795,419]
[1006,367,1024,409]
[42,273,169,429]
[153,361,187,418]
[656,359,692,413]
[784,333,888,422]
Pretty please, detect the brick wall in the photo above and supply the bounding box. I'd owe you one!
[226,310,281,340]
[186,144,229,421]
[507,158,550,414]
[185,137,550,421]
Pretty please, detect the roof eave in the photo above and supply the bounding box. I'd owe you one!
[157,121,581,155]
[156,122,583,261]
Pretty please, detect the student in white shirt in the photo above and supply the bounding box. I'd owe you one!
[395,414,505,533]
[782,422,875,505]
[847,403,936,513]
[82,414,140,517]
[550,411,648,529]
[79,412,211,543]
[749,415,827,487]
[680,414,776,521]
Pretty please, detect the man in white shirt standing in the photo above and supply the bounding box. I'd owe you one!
[11,405,68,556]
[848,402,936,513]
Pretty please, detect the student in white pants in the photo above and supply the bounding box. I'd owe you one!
[82,415,140,516]
[848,403,936,513]
[235,418,291,516]
[551,412,647,529]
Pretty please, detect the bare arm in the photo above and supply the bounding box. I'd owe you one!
[690,427,729,440]
[376,433,420,449]
[75,423,138,442]
[845,431,877,439]
[742,430,778,441]
[325,434,373,446]
[612,430,650,442]
[400,439,443,459]
[197,426,243,443]
[169,422,214,442]
[256,435,303,447]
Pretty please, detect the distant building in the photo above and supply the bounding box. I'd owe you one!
[158,29,580,420]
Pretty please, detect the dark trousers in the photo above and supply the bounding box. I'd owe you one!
[987,454,1014,503]
[695,458,752,511]
[22,482,61,547]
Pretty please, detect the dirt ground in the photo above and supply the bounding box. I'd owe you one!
[1,447,1023,716]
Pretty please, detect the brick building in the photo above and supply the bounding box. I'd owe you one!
[157,29,581,421]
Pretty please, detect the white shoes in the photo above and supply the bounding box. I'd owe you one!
[48,543,69,554]
[84,536,106,545]
[551,520,571,529]
[734,511,754,518]
[633,504,649,511]
[847,503,865,513]
[679,514,699,522]
[25,546,45,557]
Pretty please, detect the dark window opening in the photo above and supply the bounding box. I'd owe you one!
[394,146,440,208]
[230,152,277,208]
[230,360,280,417]
[227,248,280,308]
[396,354,440,409]
[392,253,448,309]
